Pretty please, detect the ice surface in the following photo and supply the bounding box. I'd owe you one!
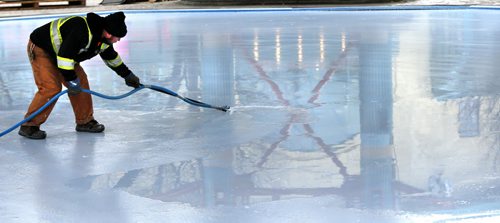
[1,8,500,223]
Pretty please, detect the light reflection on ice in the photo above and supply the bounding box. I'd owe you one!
[1,7,500,223]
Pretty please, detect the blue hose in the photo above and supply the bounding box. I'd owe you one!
[0,84,228,138]
[0,86,145,138]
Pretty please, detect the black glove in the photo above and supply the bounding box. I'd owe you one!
[66,78,81,95]
[124,72,141,88]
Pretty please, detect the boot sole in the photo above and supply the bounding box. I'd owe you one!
[18,131,46,140]
[75,126,105,133]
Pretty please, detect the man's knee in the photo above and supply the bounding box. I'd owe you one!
[38,85,62,98]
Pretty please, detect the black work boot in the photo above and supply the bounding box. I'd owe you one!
[18,126,47,139]
[76,119,105,133]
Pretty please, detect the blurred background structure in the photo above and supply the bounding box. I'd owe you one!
[0,0,499,17]
[1,1,500,223]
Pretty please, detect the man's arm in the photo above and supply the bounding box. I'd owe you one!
[100,45,140,88]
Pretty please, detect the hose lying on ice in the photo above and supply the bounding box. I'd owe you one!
[0,84,229,138]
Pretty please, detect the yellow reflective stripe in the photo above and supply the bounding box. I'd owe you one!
[50,18,61,53]
[50,16,92,54]
[99,43,110,53]
[57,56,75,70]
[104,54,123,68]
[82,17,92,50]
[60,16,76,24]
[51,16,76,53]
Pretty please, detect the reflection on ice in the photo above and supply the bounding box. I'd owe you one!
[1,7,500,223]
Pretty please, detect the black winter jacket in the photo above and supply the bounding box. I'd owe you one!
[30,13,131,81]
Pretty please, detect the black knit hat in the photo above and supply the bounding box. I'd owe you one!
[104,12,127,38]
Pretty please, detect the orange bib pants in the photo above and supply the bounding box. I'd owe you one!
[22,40,95,127]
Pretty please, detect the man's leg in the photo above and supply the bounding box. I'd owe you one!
[69,64,105,133]
[19,40,62,139]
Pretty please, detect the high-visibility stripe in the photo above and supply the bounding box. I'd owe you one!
[50,16,92,54]
[57,56,75,70]
[99,43,110,53]
[50,20,58,54]
[81,18,92,50]
[104,54,123,68]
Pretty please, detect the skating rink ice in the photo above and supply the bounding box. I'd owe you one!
[1,6,500,222]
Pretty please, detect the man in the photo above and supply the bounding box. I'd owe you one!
[19,11,140,139]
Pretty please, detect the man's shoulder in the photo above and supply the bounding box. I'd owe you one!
[68,16,87,24]
[59,16,88,29]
